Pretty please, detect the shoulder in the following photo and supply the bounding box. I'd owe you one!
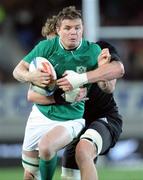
[96,40,115,49]
[39,36,58,46]
[37,36,59,53]
[82,39,101,53]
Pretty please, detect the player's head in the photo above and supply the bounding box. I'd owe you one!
[41,15,57,39]
[56,6,83,50]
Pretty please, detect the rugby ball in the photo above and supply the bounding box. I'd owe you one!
[29,57,57,96]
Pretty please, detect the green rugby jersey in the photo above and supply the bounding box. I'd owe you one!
[24,36,101,121]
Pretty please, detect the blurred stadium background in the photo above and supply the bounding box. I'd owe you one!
[0,0,143,179]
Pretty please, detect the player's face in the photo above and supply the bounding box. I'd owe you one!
[57,19,83,50]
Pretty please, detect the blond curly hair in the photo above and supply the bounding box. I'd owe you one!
[41,15,57,38]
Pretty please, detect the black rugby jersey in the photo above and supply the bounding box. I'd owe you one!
[83,40,123,144]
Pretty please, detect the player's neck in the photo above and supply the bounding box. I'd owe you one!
[59,38,82,51]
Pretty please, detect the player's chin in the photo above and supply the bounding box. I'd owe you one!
[68,41,78,48]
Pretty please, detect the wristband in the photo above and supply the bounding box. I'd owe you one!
[65,70,88,89]
[65,88,80,103]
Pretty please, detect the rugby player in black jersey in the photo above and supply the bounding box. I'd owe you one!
[60,41,123,180]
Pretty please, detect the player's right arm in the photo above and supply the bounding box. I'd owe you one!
[13,60,51,87]
[12,60,56,105]
[13,60,30,83]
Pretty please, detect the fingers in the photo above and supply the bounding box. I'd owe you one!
[57,79,68,87]
[35,80,51,88]
[100,48,110,58]
[38,73,52,86]
[98,48,111,66]
[75,87,88,102]
[75,93,89,102]
[31,70,54,87]
[58,85,72,92]
[57,77,73,91]
[101,48,109,53]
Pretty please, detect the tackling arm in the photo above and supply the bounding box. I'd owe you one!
[95,41,123,93]
[92,48,118,93]
[57,59,124,91]
[57,41,125,91]
[86,60,124,83]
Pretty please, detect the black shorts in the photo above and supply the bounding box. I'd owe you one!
[62,118,113,169]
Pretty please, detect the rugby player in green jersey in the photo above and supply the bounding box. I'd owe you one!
[13,6,101,180]
[24,7,123,180]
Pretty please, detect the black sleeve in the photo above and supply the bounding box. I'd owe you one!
[96,40,121,62]
[53,88,70,105]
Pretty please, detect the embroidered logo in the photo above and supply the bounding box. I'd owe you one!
[76,66,87,73]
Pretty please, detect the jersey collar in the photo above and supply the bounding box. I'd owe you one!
[59,37,82,51]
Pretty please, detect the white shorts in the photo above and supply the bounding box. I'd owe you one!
[23,105,85,151]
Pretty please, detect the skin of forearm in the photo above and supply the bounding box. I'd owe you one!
[13,61,30,83]
[27,90,55,105]
[86,61,124,84]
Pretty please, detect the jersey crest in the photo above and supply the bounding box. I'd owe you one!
[76,66,87,73]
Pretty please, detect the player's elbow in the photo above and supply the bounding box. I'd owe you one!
[112,61,125,79]
[118,62,125,78]
[101,84,115,94]
[13,68,18,80]
[105,85,115,94]
[27,91,35,102]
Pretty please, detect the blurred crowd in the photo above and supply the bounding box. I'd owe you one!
[0,0,143,83]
